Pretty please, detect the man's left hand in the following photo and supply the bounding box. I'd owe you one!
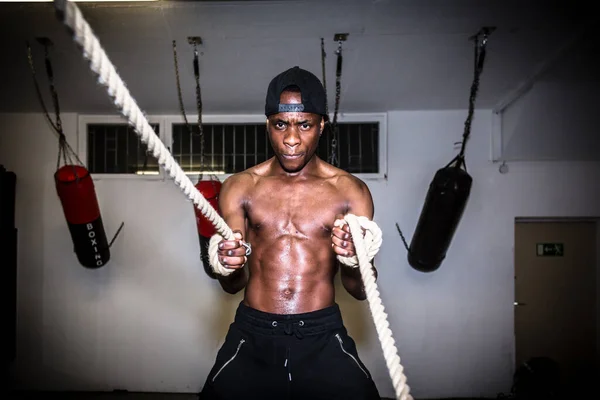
[331,214,356,258]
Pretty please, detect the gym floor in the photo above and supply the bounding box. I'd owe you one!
[6,392,491,400]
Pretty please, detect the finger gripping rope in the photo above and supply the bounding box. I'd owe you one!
[53,2,411,398]
[207,234,251,276]
[208,234,231,276]
[334,215,383,267]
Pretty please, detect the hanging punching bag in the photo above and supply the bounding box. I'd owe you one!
[194,178,222,279]
[55,165,110,269]
[403,27,492,273]
[28,38,119,269]
[407,161,472,273]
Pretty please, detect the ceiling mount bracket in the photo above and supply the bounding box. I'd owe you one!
[36,37,53,47]
[469,26,496,41]
[333,33,348,42]
[187,36,203,46]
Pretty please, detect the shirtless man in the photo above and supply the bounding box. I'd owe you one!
[198,66,381,400]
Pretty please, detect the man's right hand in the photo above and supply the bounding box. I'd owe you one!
[217,231,248,270]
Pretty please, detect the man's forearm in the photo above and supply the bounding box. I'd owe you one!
[218,267,248,294]
[340,262,378,301]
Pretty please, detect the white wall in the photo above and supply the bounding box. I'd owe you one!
[497,81,599,162]
[2,108,600,399]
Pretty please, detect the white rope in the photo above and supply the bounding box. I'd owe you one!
[52,0,234,243]
[52,2,412,398]
[207,233,243,276]
[334,215,383,267]
[342,214,413,400]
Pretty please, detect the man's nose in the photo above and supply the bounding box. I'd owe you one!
[284,129,300,148]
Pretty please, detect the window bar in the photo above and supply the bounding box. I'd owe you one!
[254,125,258,166]
[114,129,119,172]
[132,127,138,172]
[243,124,247,170]
[219,124,223,172]
[371,125,377,172]
[189,124,193,173]
[134,128,140,172]
[103,126,107,173]
[358,124,363,173]
[347,124,351,171]
[90,129,96,172]
[232,125,236,172]
[178,126,182,167]
[108,126,116,172]
[125,125,130,173]
[211,124,215,171]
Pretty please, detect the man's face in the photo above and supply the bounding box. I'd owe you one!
[267,90,324,174]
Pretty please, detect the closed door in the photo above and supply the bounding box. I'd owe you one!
[514,220,597,387]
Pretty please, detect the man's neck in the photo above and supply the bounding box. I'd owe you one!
[271,156,321,179]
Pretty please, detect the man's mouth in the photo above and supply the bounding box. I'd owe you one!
[282,153,303,160]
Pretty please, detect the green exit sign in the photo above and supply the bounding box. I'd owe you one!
[537,243,564,257]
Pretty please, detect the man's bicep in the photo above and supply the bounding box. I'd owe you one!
[348,178,375,219]
[218,175,248,237]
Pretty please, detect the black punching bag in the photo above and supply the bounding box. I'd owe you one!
[1,165,18,364]
[408,161,472,273]
[404,26,491,273]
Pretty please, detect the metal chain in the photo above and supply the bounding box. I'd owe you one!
[172,40,193,137]
[320,38,329,116]
[26,40,83,171]
[192,43,205,175]
[173,40,206,176]
[458,28,492,163]
[26,43,60,134]
[329,40,343,167]
[42,43,63,134]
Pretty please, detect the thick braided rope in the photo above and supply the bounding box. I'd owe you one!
[343,214,412,400]
[208,234,234,276]
[53,2,411,398]
[335,215,382,267]
[52,0,234,243]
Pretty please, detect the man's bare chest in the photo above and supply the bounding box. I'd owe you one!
[246,179,347,234]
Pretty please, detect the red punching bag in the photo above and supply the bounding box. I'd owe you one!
[194,178,222,279]
[27,39,118,269]
[55,165,110,269]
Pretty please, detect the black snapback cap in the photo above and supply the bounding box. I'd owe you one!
[264,66,327,117]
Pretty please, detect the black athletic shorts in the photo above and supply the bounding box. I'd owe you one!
[198,301,381,400]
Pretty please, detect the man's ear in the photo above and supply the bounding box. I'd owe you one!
[319,117,325,136]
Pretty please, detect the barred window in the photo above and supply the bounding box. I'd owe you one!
[86,123,160,175]
[171,122,379,174]
[171,123,273,174]
[79,115,383,177]
[318,123,379,174]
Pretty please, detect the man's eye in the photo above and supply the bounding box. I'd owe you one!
[301,124,310,129]
[276,122,285,129]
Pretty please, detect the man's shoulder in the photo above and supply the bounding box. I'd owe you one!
[321,165,373,215]
[222,170,255,189]
[326,166,368,193]
[222,160,271,190]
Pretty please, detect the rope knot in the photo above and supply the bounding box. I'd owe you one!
[207,233,250,276]
[208,234,231,276]
[334,214,382,268]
